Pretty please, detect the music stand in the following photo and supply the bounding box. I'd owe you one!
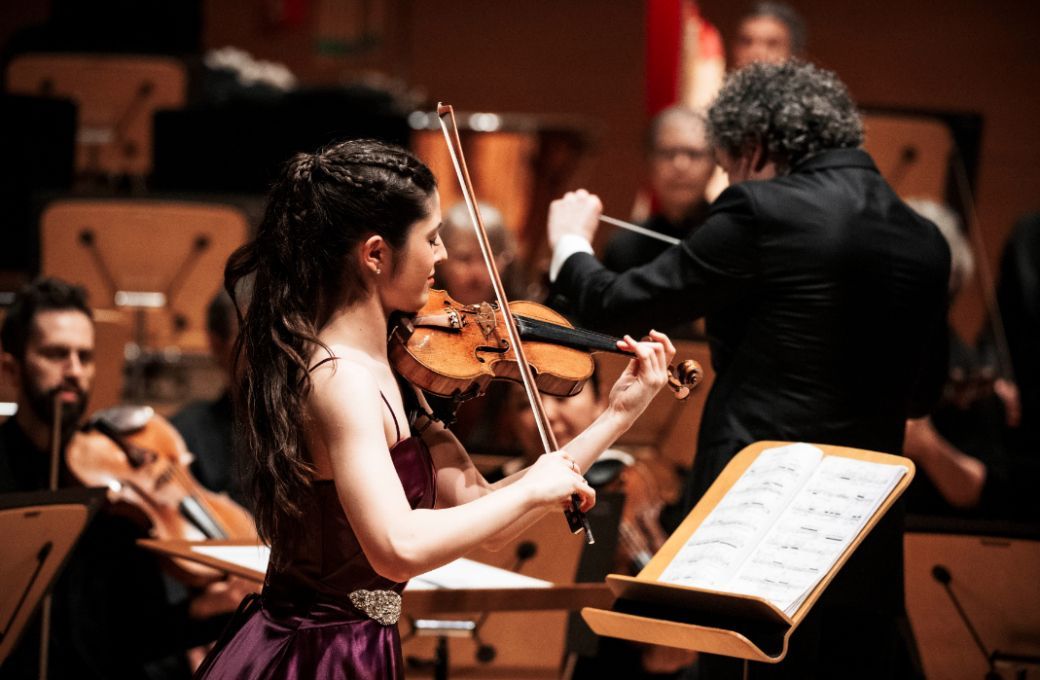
[40,198,249,400]
[140,535,612,680]
[861,112,954,203]
[0,487,104,665]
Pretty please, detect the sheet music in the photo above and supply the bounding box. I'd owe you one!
[658,445,906,615]
[407,558,551,590]
[658,443,823,589]
[726,456,906,614]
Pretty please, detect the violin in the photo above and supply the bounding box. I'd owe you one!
[431,102,703,542]
[389,288,703,403]
[65,404,257,585]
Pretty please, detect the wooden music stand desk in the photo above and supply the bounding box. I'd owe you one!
[138,538,613,618]
[582,441,915,664]
[0,488,104,664]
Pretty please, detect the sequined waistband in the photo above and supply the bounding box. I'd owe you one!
[348,589,401,626]
[260,585,402,627]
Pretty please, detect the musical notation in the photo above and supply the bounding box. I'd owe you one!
[658,444,907,615]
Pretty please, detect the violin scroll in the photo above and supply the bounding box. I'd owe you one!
[667,359,703,401]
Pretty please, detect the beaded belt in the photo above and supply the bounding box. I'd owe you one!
[348,589,402,626]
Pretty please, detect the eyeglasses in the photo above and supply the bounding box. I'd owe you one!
[652,147,713,163]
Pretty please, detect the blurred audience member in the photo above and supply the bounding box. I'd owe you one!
[603,108,714,340]
[506,370,620,472]
[731,1,806,69]
[171,289,247,507]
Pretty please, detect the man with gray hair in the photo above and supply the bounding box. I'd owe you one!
[547,61,949,678]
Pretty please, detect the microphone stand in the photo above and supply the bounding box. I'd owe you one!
[931,564,1001,680]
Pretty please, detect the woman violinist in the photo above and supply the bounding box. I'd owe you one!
[195,139,676,679]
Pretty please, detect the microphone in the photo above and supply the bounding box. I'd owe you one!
[512,540,537,570]
[887,144,919,191]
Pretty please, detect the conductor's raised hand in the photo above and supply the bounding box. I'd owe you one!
[520,450,596,513]
[607,330,675,422]
[547,189,603,249]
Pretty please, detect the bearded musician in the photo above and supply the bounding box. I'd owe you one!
[0,277,250,680]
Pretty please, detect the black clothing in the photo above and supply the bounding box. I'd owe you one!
[556,149,949,501]
[553,148,949,678]
[601,207,710,341]
[170,390,249,508]
[0,417,216,680]
[995,212,1040,451]
[905,332,1021,519]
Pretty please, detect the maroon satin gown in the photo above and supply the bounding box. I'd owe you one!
[195,432,436,680]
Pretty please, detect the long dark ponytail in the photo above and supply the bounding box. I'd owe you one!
[225,139,436,553]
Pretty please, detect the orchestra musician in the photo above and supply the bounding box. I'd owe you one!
[0,277,247,680]
[546,61,951,679]
[730,1,807,69]
[193,138,676,679]
[603,107,715,276]
[597,106,716,342]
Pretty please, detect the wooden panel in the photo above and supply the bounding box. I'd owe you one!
[905,532,1040,680]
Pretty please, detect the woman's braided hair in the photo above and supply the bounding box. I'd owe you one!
[225,139,436,556]
[707,60,863,174]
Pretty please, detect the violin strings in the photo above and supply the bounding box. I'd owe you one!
[514,315,624,353]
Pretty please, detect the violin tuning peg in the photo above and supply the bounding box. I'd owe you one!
[677,359,703,390]
[667,359,703,401]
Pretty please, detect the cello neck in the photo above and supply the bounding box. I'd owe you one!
[514,314,626,355]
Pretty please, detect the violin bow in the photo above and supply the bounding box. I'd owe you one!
[436,103,594,544]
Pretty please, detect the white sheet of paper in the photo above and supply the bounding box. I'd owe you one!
[192,544,271,575]
[187,546,550,592]
[407,558,552,590]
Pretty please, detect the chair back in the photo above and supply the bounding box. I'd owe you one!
[6,53,187,177]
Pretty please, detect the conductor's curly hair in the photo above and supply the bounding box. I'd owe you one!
[707,60,863,174]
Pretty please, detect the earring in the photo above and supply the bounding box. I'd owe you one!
[375,267,382,275]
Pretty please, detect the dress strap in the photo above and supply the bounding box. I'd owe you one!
[308,355,340,373]
[379,391,402,443]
